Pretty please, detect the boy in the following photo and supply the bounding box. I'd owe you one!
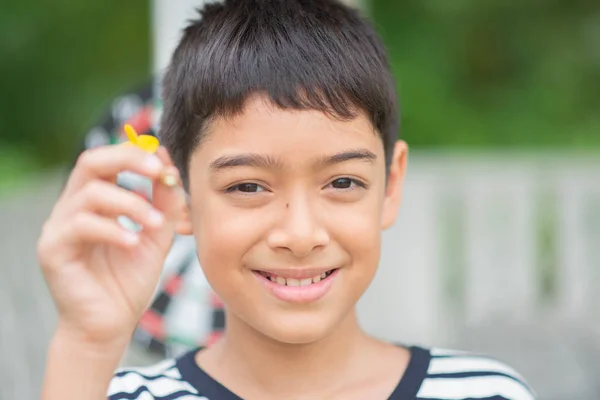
[37,0,537,399]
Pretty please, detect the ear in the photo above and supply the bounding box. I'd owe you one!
[381,140,408,230]
[175,195,194,235]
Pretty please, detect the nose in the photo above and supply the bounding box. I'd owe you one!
[267,197,330,258]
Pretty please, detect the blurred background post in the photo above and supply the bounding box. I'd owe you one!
[0,0,599,399]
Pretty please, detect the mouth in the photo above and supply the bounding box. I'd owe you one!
[252,268,340,303]
[254,269,337,287]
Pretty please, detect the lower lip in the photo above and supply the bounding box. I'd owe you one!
[253,269,339,304]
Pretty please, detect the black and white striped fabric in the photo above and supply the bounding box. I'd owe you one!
[108,346,536,399]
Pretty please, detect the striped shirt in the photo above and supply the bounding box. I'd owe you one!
[108,346,536,399]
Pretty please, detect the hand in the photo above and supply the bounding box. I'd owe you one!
[37,145,186,347]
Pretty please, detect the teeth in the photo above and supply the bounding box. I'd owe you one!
[286,278,300,287]
[300,278,312,286]
[262,270,333,286]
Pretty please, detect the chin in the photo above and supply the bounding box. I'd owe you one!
[253,309,344,345]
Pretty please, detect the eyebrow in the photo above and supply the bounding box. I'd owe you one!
[208,149,377,172]
[209,153,283,172]
[316,149,377,167]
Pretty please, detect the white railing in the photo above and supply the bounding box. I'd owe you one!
[358,152,600,346]
[356,152,600,398]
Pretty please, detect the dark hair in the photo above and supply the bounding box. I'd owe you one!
[160,0,399,187]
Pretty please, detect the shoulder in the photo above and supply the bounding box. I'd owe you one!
[107,358,207,400]
[416,347,537,400]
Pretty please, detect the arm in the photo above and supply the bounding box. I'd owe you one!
[37,145,185,400]
[42,331,128,400]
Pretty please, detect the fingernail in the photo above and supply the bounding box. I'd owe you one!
[161,174,178,188]
[144,155,162,173]
[122,232,140,245]
[148,209,165,227]
[160,166,180,188]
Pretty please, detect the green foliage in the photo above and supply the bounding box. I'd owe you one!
[0,144,41,194]
[371,0,600,148]
[0,0,150,167]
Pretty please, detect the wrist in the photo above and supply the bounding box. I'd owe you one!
[52,325,131,358]
[42,328,130,400]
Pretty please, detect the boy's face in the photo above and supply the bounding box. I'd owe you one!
[183,95,407,343]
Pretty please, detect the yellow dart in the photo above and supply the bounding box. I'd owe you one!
[122,124,177,187]
[123,124,160,153]
[124,124,139,145]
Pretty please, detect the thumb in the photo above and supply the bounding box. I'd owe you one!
[142,164,185,252]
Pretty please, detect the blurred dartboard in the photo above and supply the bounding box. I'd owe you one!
[75,81,224,358]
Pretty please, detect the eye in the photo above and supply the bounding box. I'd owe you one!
[226,182,266,194]
[327,177,366,190]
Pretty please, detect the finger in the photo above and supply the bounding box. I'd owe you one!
[155,147,181,188]
[73,181,165,230]
[65,145,165,196]
[153,166,184,213]
[142,166,186,248]
[63,212,140,249]
[156,147,175,167]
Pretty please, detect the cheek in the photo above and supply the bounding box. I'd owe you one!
[192,196,266,277]
[326,194,383,273]
[338,215,381,271]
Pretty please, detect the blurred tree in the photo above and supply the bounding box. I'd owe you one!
[0,0,150,167]
[372,0,600,148]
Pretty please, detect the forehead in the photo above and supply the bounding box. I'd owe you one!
[196,96,383,162]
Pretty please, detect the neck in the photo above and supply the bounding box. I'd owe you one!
[201,308,375,396]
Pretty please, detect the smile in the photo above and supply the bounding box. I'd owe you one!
[256,269,336,287]
[252,268,340,303]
